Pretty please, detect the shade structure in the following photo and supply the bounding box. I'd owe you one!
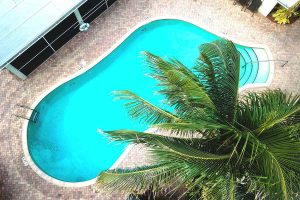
[0,0,86,69]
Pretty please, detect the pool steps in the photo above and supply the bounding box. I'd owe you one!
[252,48,270,83]
[238,47,270,87]
[14,104,39,123]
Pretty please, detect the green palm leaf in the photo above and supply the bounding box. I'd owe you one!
[194,40,240,123]
[101,129,201,144]
[237,90,300,133]
[98,136,231,195]
[240,125,300,199]
[113,90,180,124]
[153,121,229,138]
[97,164,179,193]
[144,52,216,119]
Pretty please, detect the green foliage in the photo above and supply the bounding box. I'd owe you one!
[272,1,300,25]
[113,90,180,124]
[272,7,299,24]
[97,39,300,200]
[195,39,240,123]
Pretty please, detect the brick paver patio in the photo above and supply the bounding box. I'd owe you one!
[0,0,299,199]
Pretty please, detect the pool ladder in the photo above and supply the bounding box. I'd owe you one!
[14,104,39,123]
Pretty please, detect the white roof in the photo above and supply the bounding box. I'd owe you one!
[0,0,85,68]
[277,0,299,8]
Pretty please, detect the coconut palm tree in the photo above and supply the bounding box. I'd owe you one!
[97,39,300,199]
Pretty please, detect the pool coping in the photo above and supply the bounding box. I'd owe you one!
[21,16,274,188]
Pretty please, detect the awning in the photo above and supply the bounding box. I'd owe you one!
[277,0,299,8]
[0,0,86,69]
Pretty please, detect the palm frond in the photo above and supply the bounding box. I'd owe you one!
[99,129,232,195]
[148,143,232,195]
[227,122,300,199]
[97,164,179,193]
[247,124,300,199]
[144,52,216,120]
[113,90,180,124]
[151,137,231,162]
[194,39,240,123]
[259,125,300,172]
[255,151,290,200]
[102,129,208,145]
[153,121,230,138]
[236,89,300,133]
[219,127,262,164]
[143,51,200,86]
[98,142,231,195]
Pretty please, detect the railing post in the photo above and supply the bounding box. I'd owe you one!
[74,9,90,32]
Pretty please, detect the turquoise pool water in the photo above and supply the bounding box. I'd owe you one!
[27,19,269,183]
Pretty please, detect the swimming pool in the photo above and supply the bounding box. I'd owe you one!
[26,19,272,184]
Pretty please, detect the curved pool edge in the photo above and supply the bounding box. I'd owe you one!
[21,16,274,187]
[22,123,135,187]
[239,45,274,92]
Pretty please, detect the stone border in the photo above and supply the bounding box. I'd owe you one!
[21,17,274,187]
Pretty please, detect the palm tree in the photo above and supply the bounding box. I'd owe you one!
[97,39,300,199]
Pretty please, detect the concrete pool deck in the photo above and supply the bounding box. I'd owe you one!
[0,0,299,199]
